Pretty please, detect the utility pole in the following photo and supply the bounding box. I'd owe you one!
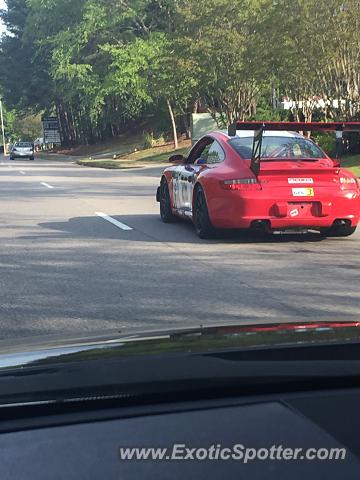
[0,98,6,156]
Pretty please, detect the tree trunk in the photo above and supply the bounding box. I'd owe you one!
[182,114,191,140]
[57,102,70,147]
[167,99,178,150]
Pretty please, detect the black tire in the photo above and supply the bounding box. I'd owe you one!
[160,178,176,223]
[193,186,215,239]
[10,157,14,161]
[29,156,34,161]
[320,225,356,238]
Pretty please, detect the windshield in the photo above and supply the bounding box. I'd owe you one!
[0,0,358,395]
[229,136,326,160]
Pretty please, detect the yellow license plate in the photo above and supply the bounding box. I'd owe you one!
[292,188,314,197]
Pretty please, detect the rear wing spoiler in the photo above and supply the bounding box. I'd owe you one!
[228,121,360,175]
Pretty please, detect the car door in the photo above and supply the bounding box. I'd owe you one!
[175,137,225,214]
[173,138,214,213]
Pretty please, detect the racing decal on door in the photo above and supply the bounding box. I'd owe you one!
[172,168,182,209]
[288,178,314,184]
[172,166,196,211]
[179,174,190,208]
[292,187,314,197]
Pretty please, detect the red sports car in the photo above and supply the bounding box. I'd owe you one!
[156,122,360,238]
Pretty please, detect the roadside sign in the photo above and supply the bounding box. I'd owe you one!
[42,116,61,145]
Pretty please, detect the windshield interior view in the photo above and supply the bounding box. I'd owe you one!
[0,0,359,478]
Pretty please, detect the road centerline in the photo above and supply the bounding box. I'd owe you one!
[40,182,54,189]
[95,212,133,231]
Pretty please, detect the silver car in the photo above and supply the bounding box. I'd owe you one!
[10,142,35,161]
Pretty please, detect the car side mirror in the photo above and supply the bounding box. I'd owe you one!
[169,154,185,164]
[332,158,341,167]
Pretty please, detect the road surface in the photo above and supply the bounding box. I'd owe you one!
[0,155,359,340]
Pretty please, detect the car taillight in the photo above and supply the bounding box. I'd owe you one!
[221,178,261,191]
[340,177,358,190]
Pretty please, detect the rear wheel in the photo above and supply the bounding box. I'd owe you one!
[193,186,215,239]
[29,156,34,161]
[10,157,14,161]
[160,178,176,223]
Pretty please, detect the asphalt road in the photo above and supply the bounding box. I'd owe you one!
[0,154,359,340]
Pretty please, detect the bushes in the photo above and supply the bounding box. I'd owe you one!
[312,133,336,156]
[344,132,360,155]
[143,131,166,149]
[313,132,360,156]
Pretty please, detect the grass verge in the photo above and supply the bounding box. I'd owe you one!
[341,154,360,177]
[77,144,190,169]
[77,143,360,174]
[76,159,140,169]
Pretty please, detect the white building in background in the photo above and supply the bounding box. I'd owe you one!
[281,97,347,111]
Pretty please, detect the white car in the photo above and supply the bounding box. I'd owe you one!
[10,142,35,161]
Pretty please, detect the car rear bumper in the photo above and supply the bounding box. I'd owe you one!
[11,153,34,158]
[208,190,360,230]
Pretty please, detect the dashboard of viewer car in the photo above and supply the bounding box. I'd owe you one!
[0,385,359,479]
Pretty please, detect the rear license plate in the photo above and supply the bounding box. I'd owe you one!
[292,188,314,197]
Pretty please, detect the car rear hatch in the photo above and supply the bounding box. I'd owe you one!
[14,144,33,155]
[257,160,340,219]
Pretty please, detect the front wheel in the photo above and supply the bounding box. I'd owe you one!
[29,156,34,161]
[160,178,176,223]
[193,187,215,239]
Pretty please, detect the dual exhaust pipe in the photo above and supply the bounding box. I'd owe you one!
[250,218,351,234]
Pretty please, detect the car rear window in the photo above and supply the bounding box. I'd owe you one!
[15,142,33,148]
[229,136,326,160]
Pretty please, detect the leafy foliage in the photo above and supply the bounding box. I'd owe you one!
[1,0,360,146]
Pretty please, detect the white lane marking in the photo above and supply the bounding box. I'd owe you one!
[40,182,54,189]
[19,170,26,175]
[7,165,12,169]
[95,212,133,231]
